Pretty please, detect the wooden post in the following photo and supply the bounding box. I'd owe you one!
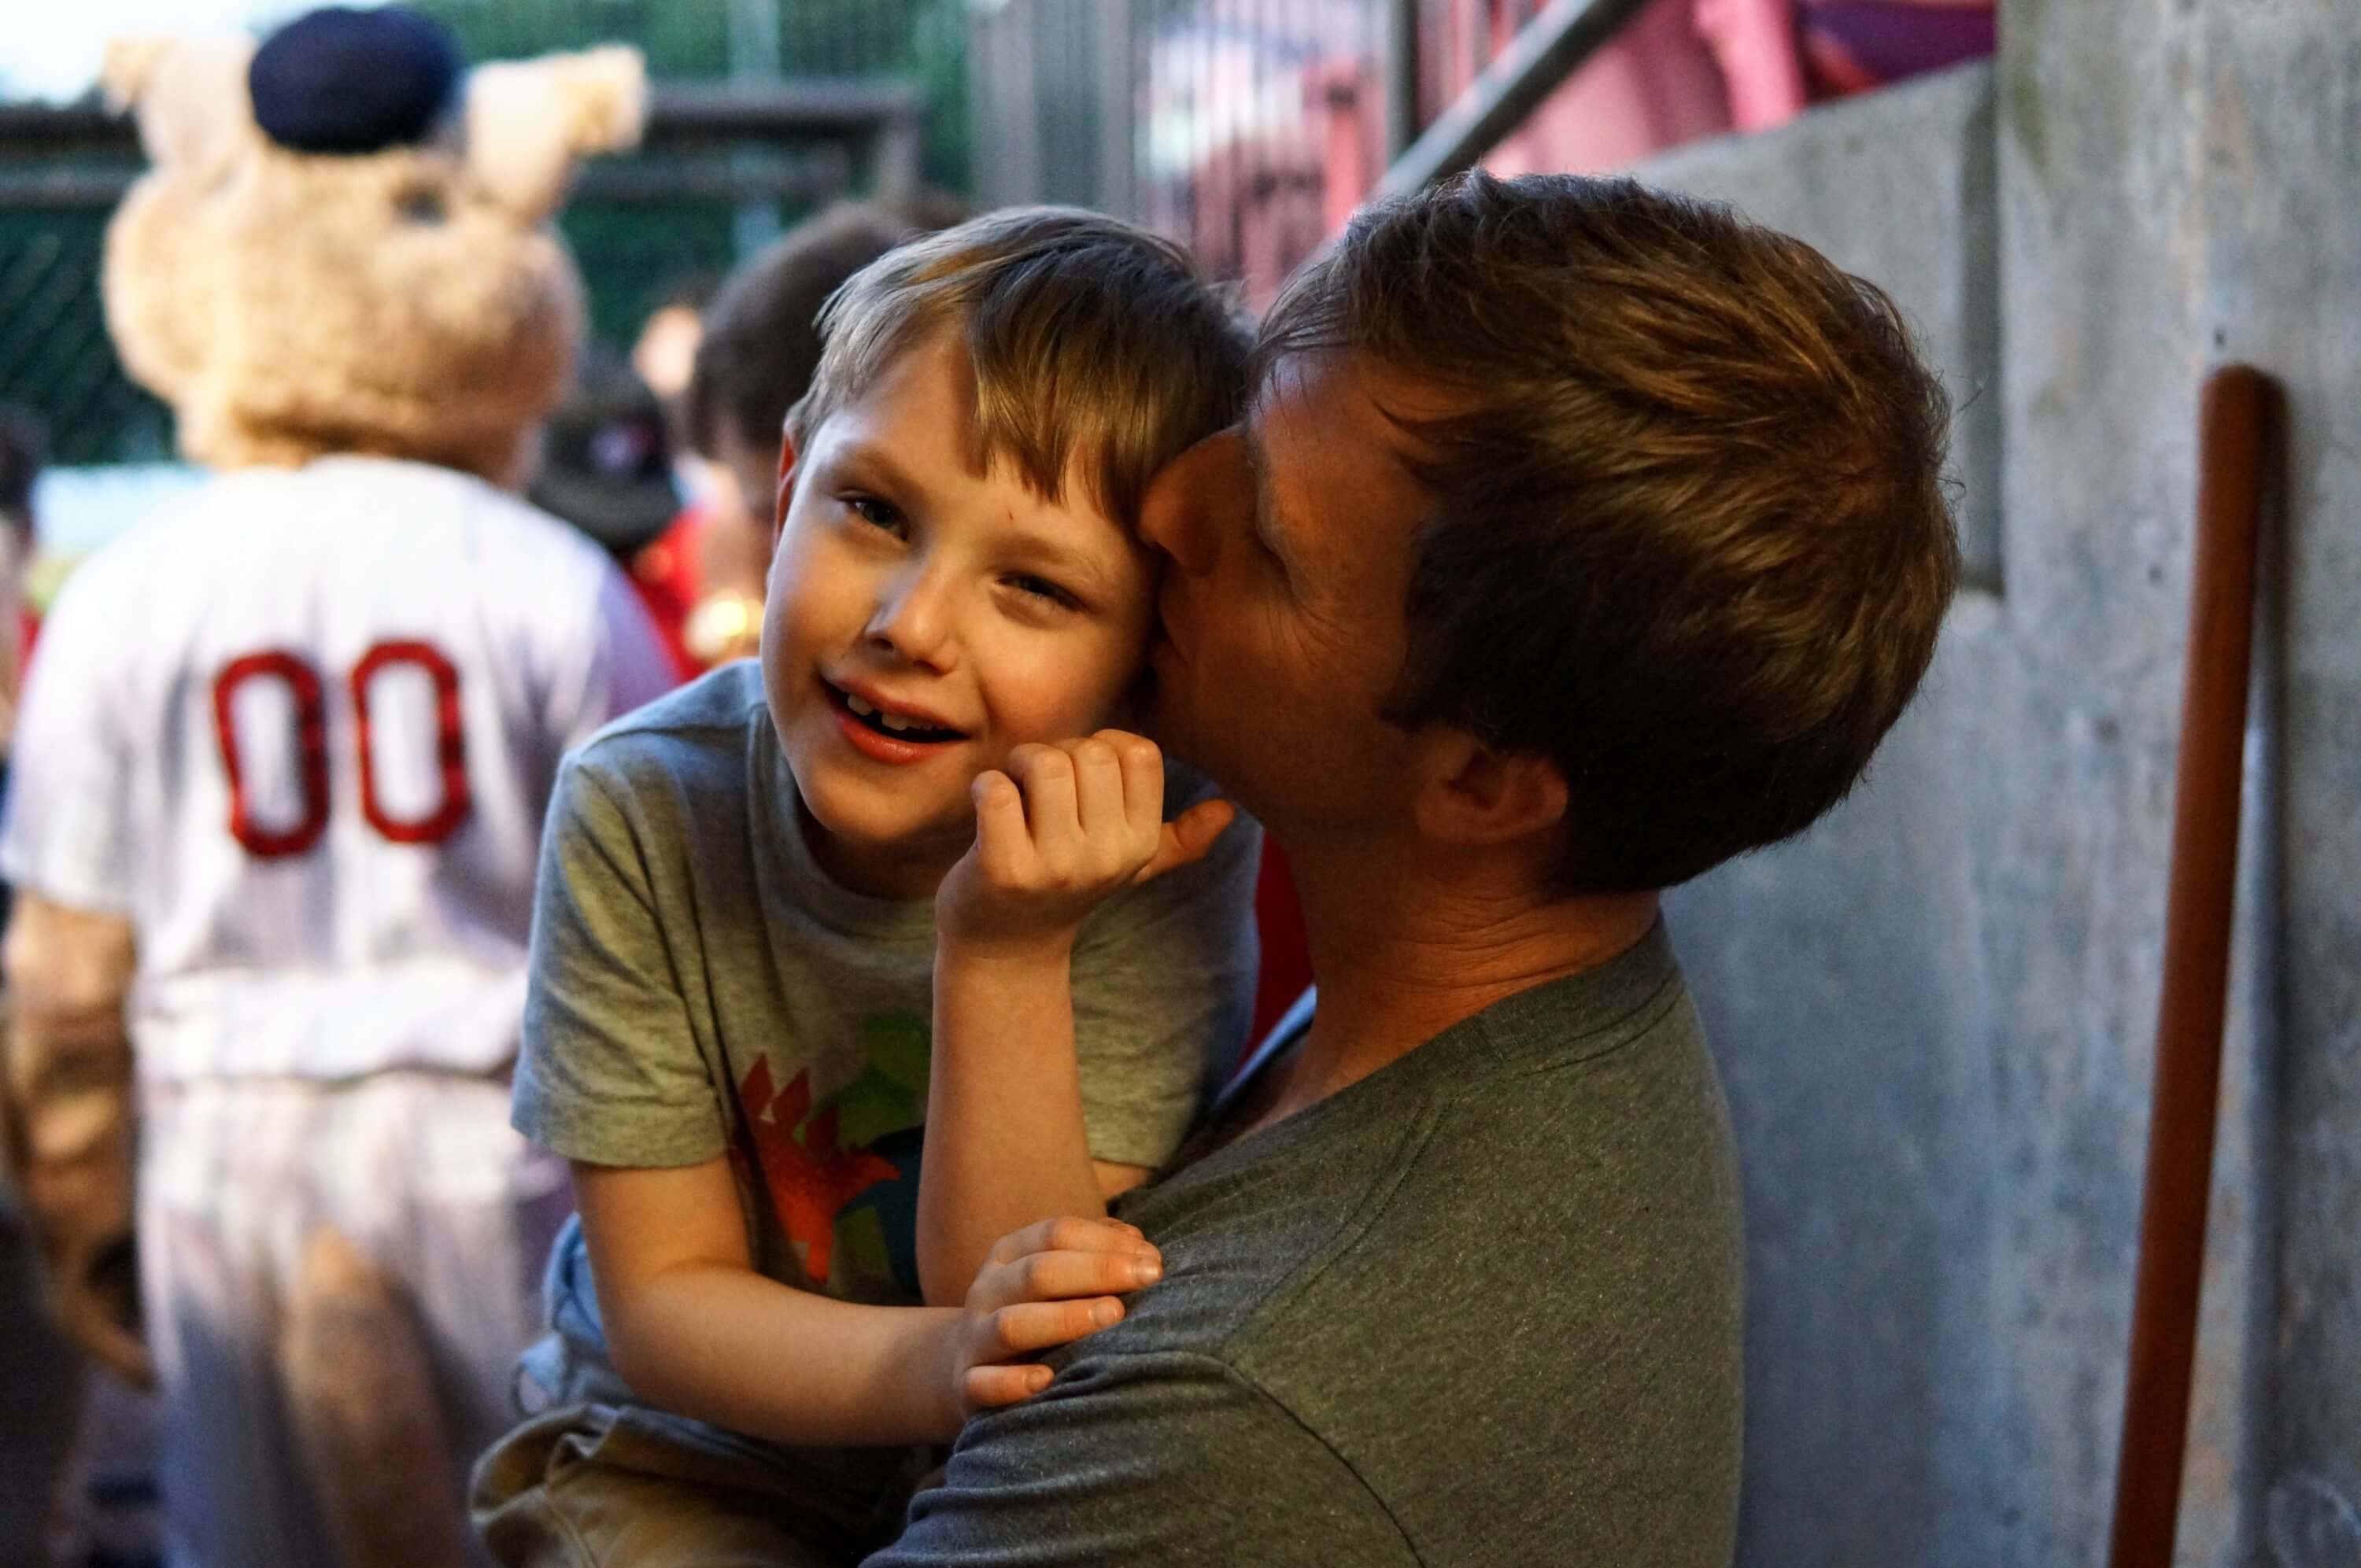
[2105,364,2274,1568]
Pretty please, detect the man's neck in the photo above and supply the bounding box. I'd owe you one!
[1244,841,1660,1134]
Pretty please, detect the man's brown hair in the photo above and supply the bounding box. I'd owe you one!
[1261,171,1960,892]
[789,206,1250,527]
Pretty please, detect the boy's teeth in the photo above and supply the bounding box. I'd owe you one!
[846,694,875,717]
[881,713,914,732]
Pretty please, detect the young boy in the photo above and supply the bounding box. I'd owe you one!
[471,208,1261,1566]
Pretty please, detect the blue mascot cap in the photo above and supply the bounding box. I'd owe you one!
[249,6,464,156]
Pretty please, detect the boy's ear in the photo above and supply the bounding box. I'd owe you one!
[1409,729,1569,854]
[771,429,799,544]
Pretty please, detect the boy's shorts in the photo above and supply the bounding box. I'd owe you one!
[471,1402,918,1568]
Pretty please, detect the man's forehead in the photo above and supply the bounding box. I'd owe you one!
[1244,349,1440,504]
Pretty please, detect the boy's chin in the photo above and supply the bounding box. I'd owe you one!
[792,780,974,886]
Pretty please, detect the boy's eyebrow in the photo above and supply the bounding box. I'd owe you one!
[822,436,933,503]
[826,433,1131,600]
[995,523,1128,600]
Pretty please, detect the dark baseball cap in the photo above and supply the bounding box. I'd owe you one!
[530,351,685,559]
[249,6,464,156]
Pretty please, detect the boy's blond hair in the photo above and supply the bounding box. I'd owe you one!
[786,206,1249,527]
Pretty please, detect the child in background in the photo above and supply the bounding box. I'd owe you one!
[471,208,1262,1567]
[529,350,699,684]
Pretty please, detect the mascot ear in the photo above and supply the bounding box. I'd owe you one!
[102,36,259,181]
[464,46,647,223]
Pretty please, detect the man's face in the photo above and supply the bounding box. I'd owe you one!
[761,332,1158,898]
[1138,350,1432,844]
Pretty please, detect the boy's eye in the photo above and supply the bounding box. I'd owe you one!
[845,495,905,535]
[1007,574,1081,611]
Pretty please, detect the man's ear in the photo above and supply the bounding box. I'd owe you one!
[1410,730,1569,851]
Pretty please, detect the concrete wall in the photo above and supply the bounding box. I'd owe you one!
[1638,6,2361,1563]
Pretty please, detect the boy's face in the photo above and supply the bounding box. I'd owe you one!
[760,331,1157,898]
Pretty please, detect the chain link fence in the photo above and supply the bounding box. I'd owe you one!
[0,0,966,468]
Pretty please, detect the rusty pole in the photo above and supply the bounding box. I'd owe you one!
[2105,364,2274,1568]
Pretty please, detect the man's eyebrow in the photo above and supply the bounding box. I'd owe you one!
[1239,420,1289,561]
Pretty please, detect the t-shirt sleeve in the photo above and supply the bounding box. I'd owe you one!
[863,1350,1412,1567]
[1065,766,1262,1169]
[510,750,730,1168]
[0,552,136,914]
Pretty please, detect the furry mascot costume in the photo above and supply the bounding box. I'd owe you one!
[0,9,672,1563]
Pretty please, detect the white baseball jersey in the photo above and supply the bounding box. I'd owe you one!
[0,455,676,1083]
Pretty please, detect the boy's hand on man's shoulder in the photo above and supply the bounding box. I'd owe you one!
[937,1215,1164,1420]
[937,731,1235,960]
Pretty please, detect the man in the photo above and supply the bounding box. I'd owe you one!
[874,167,1960,1565]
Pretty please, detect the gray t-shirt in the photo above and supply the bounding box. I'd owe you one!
[508,662,1260,1510]
[867,922,1743,1567]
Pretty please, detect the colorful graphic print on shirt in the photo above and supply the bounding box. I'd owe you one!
[733,1010,932,1300]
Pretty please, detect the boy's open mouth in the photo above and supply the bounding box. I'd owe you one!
[828,683,966,743]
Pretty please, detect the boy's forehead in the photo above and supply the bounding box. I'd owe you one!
[811,349,1140,558]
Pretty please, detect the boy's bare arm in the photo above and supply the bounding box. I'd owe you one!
[921,734,1232,1306]
[574,1157,1156,1444]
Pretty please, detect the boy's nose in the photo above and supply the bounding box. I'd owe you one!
[866,567,955,669]
[1139,427,1244,577]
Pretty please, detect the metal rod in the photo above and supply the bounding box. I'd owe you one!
[1378,0,1422,160]
[1371,0,1651,201]
[2105,364,2274,1568]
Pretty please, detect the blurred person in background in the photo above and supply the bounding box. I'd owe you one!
[628,273,719,422]
[0,409,43,808]
[1696,0,1996,132]
[531,349,700,684]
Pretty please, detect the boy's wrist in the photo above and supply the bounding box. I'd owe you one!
[934,924,1079,972]
[914,1303,986,1439]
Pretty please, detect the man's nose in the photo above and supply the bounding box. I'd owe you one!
[866,564,955,668]
[1139,428,1241,576]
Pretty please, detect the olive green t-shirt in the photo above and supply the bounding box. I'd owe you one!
[870,923,1744,1567]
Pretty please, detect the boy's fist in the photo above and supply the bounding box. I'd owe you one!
[937,731,1233,955]
[940,1215,1164,1417]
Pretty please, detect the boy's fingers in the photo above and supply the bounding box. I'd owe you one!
[1062,737,1129,850]
[983,1215,1155,1269]
[964,1363,1055,1410]
[970,771,1031,883]
[980,1297,1126,1359]
[1007,747,1083,865]
[988,1246,1162,1309]
[1099,731,1166,841]
[1135,797,1237,884]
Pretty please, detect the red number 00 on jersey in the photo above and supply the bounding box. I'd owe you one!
[212,642,471,858]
